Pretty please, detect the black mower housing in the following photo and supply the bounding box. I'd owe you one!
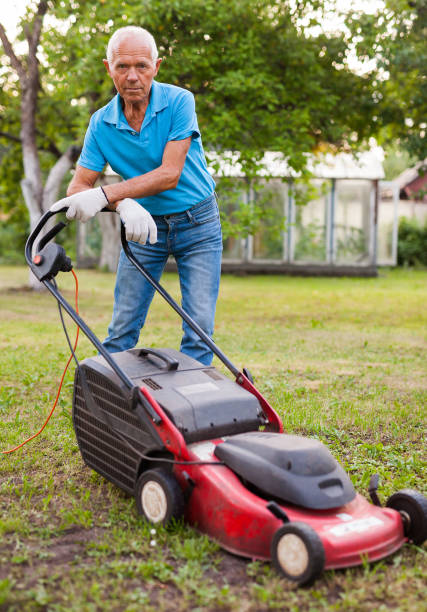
[73,348,265,493]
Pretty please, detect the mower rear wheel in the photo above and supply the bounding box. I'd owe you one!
[386,489,427,545]
[271,522,325,586]
[135,469,184,525]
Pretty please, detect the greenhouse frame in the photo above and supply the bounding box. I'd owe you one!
[210,149,397,276]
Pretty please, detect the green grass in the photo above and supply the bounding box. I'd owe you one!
[0,265,426,611]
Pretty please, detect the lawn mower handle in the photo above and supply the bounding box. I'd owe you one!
[26,208,283,431]
[26,208,239,376]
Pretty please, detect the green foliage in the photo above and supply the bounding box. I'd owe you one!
[39,0,379,174]
[0,220,28,265]
[292,179,330,261]
[294,219,325,260]
[383,145,417,181]
[397,216,427,267]
[0,137,26,217]
[0,214,76,265]
[335,225,366,260]
[218,177,287,241]
[0,141,31,261]
[346,0,427,160]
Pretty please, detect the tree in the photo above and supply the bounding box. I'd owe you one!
[42,0,382,244]
[0,1,80,287]
[1,0,383,279]
[46,0,379,173]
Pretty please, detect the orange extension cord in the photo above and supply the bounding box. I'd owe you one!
[2,270,80,454]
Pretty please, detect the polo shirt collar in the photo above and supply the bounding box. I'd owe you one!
[102,80,168,130]
[149,80,168,114]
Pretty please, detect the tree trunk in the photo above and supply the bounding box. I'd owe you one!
[97,172,122,272]
[0,2,55,290]
[22,146,80,289]
[20,176,44,290]
[42,146,80,212]
[98,212,121,272]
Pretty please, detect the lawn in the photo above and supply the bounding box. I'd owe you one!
[0,265,426,611]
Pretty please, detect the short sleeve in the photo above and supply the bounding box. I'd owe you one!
[167,91,201,142]
[78,114,107,172]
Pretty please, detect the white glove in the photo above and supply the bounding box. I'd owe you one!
[116,198,158,245]
[50,187,108,222]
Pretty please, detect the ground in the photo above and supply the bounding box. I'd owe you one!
[0,266,426,611]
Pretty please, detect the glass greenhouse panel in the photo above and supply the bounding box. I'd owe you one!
[377,199,396,265]
[217,178,247,260]
[293,180,329,263]
[334,180,372,264]
[252,180,287,260]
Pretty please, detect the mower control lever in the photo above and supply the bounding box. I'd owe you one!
[132,387,162,424]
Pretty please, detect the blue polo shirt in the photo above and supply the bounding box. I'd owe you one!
[78,80,215,215]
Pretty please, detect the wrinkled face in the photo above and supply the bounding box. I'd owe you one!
[103,34,162,106]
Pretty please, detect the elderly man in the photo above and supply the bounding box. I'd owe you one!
[51,26,221,365]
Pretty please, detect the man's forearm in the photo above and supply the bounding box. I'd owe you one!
[67,172,97,196]
[102,164,180,205]
[67,182,90,196]
[65,170,171,212]
[103,137,190,204]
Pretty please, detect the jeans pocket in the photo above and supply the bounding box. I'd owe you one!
[189,196,220,226]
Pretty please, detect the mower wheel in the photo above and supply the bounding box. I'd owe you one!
[386,489,427,545]
[271,522,325,586]
[135,469,184,525]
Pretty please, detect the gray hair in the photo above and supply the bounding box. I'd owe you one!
[106,26,158,63]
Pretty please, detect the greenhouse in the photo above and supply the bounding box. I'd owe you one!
[210,149,395,276]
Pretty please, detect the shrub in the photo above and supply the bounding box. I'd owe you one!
[397,216,427,267]
[0,220,28,264]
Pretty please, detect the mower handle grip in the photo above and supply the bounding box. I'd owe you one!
[25,207,111,268]
[26,208,65,268]
[138,348,179,371]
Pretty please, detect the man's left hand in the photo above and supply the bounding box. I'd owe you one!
[50,187,109,222]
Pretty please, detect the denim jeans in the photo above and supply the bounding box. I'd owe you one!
[103,193,222,365]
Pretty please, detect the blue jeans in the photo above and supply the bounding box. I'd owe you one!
[103,193,222,365]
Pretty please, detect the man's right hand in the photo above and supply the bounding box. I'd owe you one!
[116,198,158,245]
[50,187,108,222]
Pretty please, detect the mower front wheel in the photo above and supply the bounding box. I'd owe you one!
[386,489,427,545]
[135,468,184,525]
[271,522,325,586]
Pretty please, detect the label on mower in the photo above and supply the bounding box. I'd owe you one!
[328,516,383,537]
[177,382,219,396]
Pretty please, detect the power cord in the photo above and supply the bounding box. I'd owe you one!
[2,269,225,466]
[1,270,80,454]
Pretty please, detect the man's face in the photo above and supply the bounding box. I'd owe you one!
[103,34,162,106]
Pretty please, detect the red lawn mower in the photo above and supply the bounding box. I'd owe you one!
[26,209,427,586]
